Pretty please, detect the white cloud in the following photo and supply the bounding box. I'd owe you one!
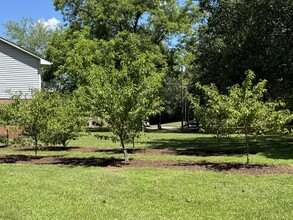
[38,17,61,30]
[44,17,61,29]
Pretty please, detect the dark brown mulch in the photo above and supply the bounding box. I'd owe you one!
[125,160,293,175]
[0,145,248,157]
[0,154,293,175]
[0,154,124,167]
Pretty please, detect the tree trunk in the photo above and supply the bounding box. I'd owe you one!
[5,127,9,146]
[34,138,38,156]
[132,137,135,151]
[181,100,184,131]
[245,126,249,164]
[216,127,220,148]
[181,77,184,131]
[121,139,129,162]
[215,117,220,148]
[123,149,129,162]
[157,112,162,130]
[62,139,68,148]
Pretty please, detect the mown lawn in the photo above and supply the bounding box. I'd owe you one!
[0,164,293,220]
[160,121,182,127]
[1,132,293,165]
[0,131,293,219]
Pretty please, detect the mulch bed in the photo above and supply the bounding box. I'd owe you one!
[0,146,246,156]
[0,146,293,175]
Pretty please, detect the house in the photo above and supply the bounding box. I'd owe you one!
[0,37,51,99]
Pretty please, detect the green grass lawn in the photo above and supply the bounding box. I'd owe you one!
[160,121,182,127]
[1,131,293,219]
[1,132,293,165]
[0,164,293,220]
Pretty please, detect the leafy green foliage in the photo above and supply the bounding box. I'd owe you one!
[53,0,198,41]
[229,70,292,163]
[190,70,292,163]
[15,91,50,155]
[3,17,62,57]
[194,82,233,146]
[81,32,164,161]
[46,0,199,91]
[0,101,18,145]
[45,0,201,160]
[193,0,293,108]
[45,28,99,90]
[42,93,87,147]
[14,91,86,154]
[48,30,165,160]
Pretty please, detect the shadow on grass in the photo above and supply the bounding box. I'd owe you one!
[86,127,110,132]
[19,147,135,155]
[0,154,125,167]
[41,146,80,151]
[144,134,293,160]
[43,147,253,157]
[5,134,293,160]
[0,154,271,171]
[175,161,269,171]
[0,145,8,148]
[52,157,125,167]
[0,154,36,163]
[16,146,157,155]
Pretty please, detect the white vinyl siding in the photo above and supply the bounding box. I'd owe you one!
[0,40,41,99]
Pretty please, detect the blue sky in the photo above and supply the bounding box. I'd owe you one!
[0,0,63,37]
[0,0,187,38]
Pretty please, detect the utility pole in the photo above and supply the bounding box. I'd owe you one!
[180,66,186,131]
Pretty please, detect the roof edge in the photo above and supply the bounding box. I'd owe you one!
[0,37,52,66]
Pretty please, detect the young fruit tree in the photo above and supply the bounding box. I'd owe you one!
[41,93,87,148]
[15,91,87,154]
[85,34,164,162]
[195,83,233,147]
[15,91,50,156]
[229,70,292,164]
[46,0,200,161]
[0,101,18,145]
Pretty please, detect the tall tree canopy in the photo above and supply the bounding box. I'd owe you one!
[3,17,62,57]
[53,0,197,41]
[45,0,200,160]
[45,0,199,89]
[191,0,293,108]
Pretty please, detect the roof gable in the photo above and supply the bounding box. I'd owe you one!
[0,37,51,66]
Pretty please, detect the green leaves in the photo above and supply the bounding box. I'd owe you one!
[194,0,293,108]
[0,101,19,145]
[15,91,50,154]
[3,17,62,57]
[14,91,87,154]
[66,33,165,160]
[193,81,233,138]
[191,70,292,163]
[92,39,163,141]
[53,0,199,42]
[42,93,87,147]
[46,1,201,160]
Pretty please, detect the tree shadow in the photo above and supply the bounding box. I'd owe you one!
[175,161,269,171]
[0,154,125,167]
[0,154,38,163]
[144,134,293,159]
[252,135,293,159]
[0,145,9,149]
[42,147,149,155]
[175,149,250,156]
[52,157,125,167]
[41,146,80,151]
